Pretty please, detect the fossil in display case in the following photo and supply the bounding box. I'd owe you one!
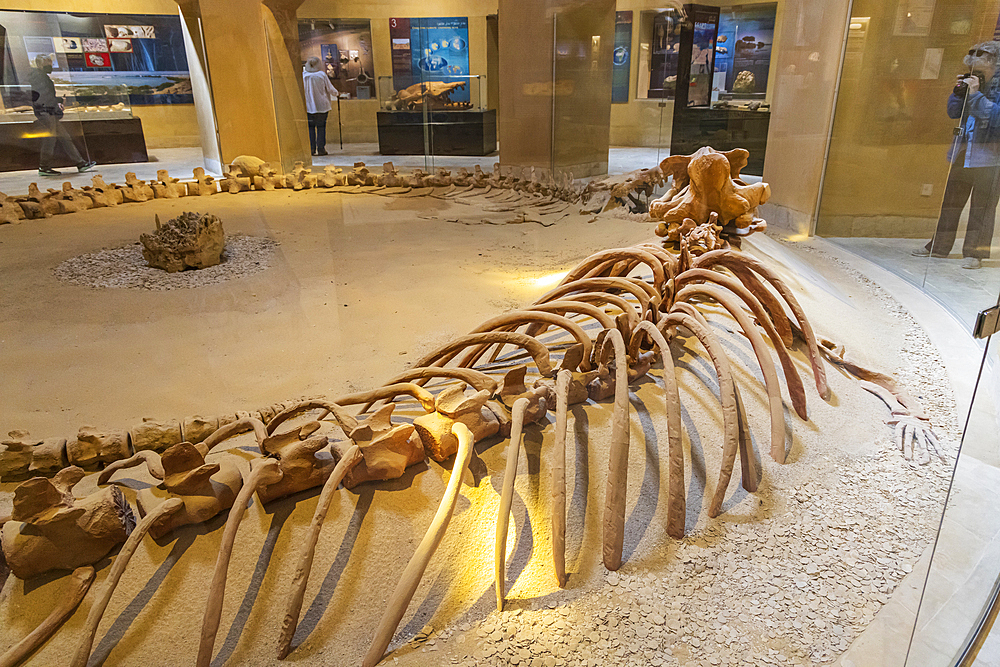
[733,69,756,93]
[386,80,472,110]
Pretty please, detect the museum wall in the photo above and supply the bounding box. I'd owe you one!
[130,103,199,148]
[298,0,497,144]
[815,0,1000,239]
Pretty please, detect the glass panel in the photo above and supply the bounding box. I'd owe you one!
[637,9,684,100]
[904,323,1000,664]
[0,77,99,177]
[813,1,1000,663]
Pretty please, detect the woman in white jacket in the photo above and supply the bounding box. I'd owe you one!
[302,56,339,156]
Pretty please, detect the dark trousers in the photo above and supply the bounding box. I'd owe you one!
[927,159,1000,259]
[307,111,328,154]
[35,112,84,169]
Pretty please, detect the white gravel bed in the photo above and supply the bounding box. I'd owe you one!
[52,234,278,290]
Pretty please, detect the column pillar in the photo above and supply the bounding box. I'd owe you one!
[498,0,614,178]
[176,0,309,174]
[759,0,852,235]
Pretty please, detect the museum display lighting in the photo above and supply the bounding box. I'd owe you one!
[533,271,570,289]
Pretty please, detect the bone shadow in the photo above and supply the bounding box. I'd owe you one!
[210,498,296,667]
[391,491,534,650]
[469,433,504,486]
[523,422,545,499]
[451,494,534,626]
[290,486,375,649]
[620,391,660,564]
[685,332,764,496]
[710,319,795,463]
[100,477,156,492]
[88,529,199,666]
[675,355,713,533]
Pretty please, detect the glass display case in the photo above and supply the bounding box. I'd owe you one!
[375,74,494,157]
[636,9,684,100]
[0,83,132,124]
[0,81,145,171]
[377,74,485,112]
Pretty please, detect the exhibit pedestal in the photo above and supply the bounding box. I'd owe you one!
[376,109,497,156]
[670,108,770,175]
[0,117,148,172]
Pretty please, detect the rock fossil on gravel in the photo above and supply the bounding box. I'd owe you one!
[140,211,225,272]
[53,234,277,290]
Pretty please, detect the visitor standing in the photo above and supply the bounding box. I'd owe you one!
[302,56,339,156]
[27,54,96,177]
[914,41,1000,269]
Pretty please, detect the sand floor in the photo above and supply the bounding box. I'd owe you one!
[0,188,960,666]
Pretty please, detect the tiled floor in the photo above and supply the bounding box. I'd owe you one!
[827,237,1000,339]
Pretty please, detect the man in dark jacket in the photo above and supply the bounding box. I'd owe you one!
[914,41,1000,269]
[27,54,96,177]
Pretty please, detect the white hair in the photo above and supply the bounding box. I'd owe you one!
[964,41,1000,70]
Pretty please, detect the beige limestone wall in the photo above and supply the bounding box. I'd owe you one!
[131,104,200,148]
[552,0,616,176]
[759,0,851,236]
[190,0,280,166]
[815,1,1000,238]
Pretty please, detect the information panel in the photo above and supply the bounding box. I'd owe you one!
[612,11,632,103]
[389,16,470,103]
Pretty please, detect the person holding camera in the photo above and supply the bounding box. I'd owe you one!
[27,54,96,177]
[914,41,1000,269]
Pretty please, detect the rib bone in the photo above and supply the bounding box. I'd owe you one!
[363,423,474,667]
